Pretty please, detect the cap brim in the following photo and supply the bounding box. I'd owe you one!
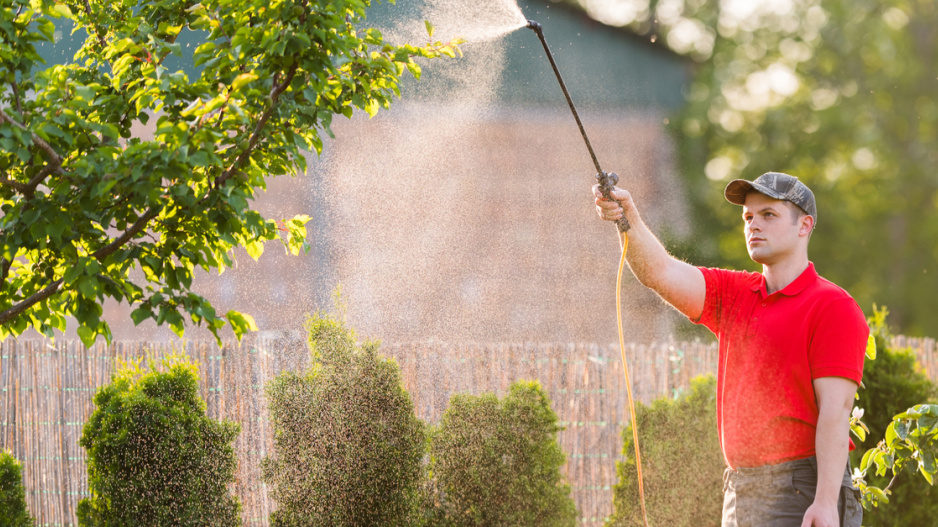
[724,179,788,206]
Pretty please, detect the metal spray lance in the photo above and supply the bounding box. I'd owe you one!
[524,20,630,234]
[525,19,648,527]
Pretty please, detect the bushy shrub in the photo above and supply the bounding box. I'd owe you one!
[607,374,723,527]
[425,380,577,527]
[0,449,34,527]
[852,307,938,526]
[262,310,425,526]
[77,355,241,526]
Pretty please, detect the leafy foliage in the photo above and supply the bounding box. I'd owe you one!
[262,308,425,527]
[607,374,722,527]
[0,449,35,527]
[77,354,241,526]
[424,380,577,527]
[850,306,938,523]
[0,0,461,345]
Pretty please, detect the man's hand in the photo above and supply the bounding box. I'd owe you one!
[593,184,634,223]
[801,501,839,527]
[593,185,635,221]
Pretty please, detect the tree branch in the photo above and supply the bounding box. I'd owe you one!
[11,82,22,114]
[91,206,160,261]
[83,0,109,50]
[0,176,29,193]
[0,107,64,196]
[0,204,160,326]
[0,279,63,325]
[209,62,299,194]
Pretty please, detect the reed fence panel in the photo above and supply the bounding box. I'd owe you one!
[1,335,935,526]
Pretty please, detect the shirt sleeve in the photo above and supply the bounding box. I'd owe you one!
[693,267,748,337]
[808,297,869,384]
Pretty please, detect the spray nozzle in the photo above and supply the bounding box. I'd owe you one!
[526,20,542,32]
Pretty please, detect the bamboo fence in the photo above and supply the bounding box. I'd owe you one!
[1,335,935,526]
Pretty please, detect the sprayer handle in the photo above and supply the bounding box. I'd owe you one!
[596,172,631,233]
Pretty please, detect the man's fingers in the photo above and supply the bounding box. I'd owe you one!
[592,183,629,222]
[596,204,623,221]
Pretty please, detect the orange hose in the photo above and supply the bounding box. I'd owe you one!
[616,232,649,526]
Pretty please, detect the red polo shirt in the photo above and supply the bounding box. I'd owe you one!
[694,263,868,469]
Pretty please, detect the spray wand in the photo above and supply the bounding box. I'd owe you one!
[525,20,629,234]
[526,19,649,527]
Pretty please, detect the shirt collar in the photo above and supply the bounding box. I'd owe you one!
[749,262,818,298]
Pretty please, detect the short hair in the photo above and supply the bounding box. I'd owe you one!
[784,201,807,225]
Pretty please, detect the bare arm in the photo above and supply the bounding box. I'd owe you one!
[593,185,705,320]
[801,376,857,527]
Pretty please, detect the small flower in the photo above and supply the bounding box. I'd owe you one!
[852,407,864,420]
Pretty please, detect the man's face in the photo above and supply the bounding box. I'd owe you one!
[742,192,806,265]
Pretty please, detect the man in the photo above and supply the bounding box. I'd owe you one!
[594,172,867,527]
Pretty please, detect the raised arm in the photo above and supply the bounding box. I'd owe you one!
[593,185,706,320]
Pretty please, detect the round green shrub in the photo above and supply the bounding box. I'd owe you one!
[0,449,35,527]
[77,355,242,526]
[425,380,577,527]
[607,374,723,527]
[262,311,425,527]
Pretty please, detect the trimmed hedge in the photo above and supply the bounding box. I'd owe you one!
[77,355,242,526]
[607,374,723,527]
[262,310,425,526]
[0,449,34,527]
[425,380,577,527]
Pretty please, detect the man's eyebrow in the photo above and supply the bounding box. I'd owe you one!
[742,206,782,217]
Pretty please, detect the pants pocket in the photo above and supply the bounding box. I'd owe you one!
[840,486,863,527]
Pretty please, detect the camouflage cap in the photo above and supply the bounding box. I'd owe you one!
[724,172,817,222]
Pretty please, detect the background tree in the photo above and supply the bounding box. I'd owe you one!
[0,0,460,346]
[0,449,35,527]
[77,354,241,526]
[559,0,937,336]
[262,308,425,526]
[424,380,577,527]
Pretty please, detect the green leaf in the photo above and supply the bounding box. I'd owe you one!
[364,98,379,118]
[245,239,264,261]
[51,3,73,18]
[231,73,258,91]
[868,486,890,504]
[425,20,434,38]
[865,334,877,360]
[77,325,95,348]
[130,307,151,326]
[860,448,875,472]
[885,422,898,447]
[851,423,866,442]
[895,419,910,440]
[226,310,258,341]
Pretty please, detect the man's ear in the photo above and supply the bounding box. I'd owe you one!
[800,214,815,237]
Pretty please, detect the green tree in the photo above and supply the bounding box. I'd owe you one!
[607,375,723,527]
[425,380,577,527]
[77,354,241,526]
[262,308,425,526]
[0,0,460,346]
[559,0,937,335]
[0,449,35,527]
